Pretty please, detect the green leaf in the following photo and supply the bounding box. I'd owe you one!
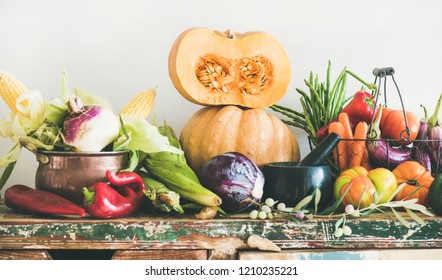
[401,202,427,212]
[292,195,313,212]
[124,150,140,172]
[61,66,72,102]
[113,115,183,155]
[0,142,22,167]
[418,208,435,217]
[74,88,113,111]
[319,184,351,215]
[0,161,16,190]
[357,184,370,208]
[314,188,321,215]
[405,208,426,226]
[391,208,410,228]
[386,183,406,203]
[45,101,68,126]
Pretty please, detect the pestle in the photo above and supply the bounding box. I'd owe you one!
[297,132,341,166]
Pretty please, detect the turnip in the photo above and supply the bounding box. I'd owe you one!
[63,97,119,152]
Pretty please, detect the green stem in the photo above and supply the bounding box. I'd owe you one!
[420,104,428,119]
[428,93,442,130]
[82,187,95,206]
[345,69,377,93]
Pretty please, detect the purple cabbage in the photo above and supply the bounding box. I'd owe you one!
[199,152,264,213]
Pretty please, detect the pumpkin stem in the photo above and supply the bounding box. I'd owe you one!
[407,179,419,186]
[226,29,236,39]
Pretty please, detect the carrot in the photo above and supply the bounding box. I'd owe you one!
[328,121,348,171]
[360,148,372,170]
[338,112,354,166]
[349,121,369,168]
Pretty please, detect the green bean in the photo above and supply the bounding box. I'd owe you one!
[326,69,346,116]
[304,80,327,114]
[270,106,299,120]
[295,88,313,108]
[319,83,326,105]
[345,69,377,91]
[328,71,345,119]
[332,73,348,118]
[270,106,308,127]
[280,120,310,132]
[300,97,316,137]
[314,74,319,92]
[325,60,331,98]
[309,71,314,85]
[270,104,305,118]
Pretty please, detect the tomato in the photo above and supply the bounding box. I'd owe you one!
[380,108,420,145]
[392,161,434,206]
[334,166,398,208]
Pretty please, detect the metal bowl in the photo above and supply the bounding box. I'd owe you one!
[35,150,129,205]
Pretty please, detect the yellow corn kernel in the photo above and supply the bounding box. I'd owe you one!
[119,88,156,119]
[0,71,28,113]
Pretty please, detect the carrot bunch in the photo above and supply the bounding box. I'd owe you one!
[328,112,371,171]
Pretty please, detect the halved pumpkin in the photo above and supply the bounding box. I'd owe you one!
[179,105,300,176]
[168,28,291,109]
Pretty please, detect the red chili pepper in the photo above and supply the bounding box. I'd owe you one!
[4,184,86,217]
[82,170,146,218]
[316,91,377,139]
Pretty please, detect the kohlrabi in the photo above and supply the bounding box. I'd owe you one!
[63,96,120,152]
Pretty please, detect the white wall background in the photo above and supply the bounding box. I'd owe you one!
[1,0,441,195]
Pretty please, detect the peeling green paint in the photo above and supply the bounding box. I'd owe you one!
[1,202,442,251]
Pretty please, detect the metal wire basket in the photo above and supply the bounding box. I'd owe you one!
[310,67,441,178]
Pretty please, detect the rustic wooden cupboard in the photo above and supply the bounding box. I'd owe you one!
[1,200,442,260]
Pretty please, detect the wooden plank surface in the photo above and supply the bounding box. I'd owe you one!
[0,250,52,260]
[1,200,442,258]
[112,249,208,260]
[239,248,442,260]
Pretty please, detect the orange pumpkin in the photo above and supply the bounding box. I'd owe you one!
[179,105,300,176]
[392,161,434,206]
[168,27,291,109]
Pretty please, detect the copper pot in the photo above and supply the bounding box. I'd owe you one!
[35,150,129,205]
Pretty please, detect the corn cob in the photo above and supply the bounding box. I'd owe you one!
[138,170,184,214]
[119,88,156,119]
[142,157,222,207]
[0,71,28,113]
[142,123,222,207]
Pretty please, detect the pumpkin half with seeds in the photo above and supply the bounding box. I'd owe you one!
[168,27,291,109]
[179,105,300,176]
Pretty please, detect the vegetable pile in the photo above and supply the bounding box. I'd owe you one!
[0,26,441,240]
[272,63,441,179]
[0,68,221,219]
[267,62,441,234]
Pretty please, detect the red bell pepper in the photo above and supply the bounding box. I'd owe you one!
[83,170,146,218]
[5,184,86,217]
[317,91,377,139]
